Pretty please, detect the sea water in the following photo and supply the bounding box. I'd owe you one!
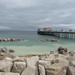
[0,31,75,55]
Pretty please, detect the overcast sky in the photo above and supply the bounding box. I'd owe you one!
[0,0,75,31]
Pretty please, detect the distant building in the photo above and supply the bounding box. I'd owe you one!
[38,28,52,31]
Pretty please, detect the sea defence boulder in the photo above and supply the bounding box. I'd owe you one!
[38,60,51,68]
[21,66,38,75]
[0,53,75,75]
[39,64,45,75]
[21,56,39,75]
[0,60,13,72]
[46,63,67,75]
[12,56,25,62]
[12,62,26,73]
[67,66,75,75]
[0,72,20,75]
[25,56,39,67]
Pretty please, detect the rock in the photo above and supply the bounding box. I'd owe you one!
[0,60,13,72]
[58,47,68,54]
[69,61,75,67]
[67,66,75,75]
[21,66,38,75]
[9,49,14,53]
[0,52,7,56]
[50,51,54,54]
[7,38,10,41]
[46,63,67,75]
[39,55,50,61]
[38,60,51,68]
[1,47,8,53]
[3,57,12,62]
[21,56,39,75]
[54,57,69,66]
[0,72,20,75]
[66,56,74,62]
[13,56,25,62]
[50,39,58,42]
[49,54,55,60]
[12,62,26,73]
[39,65,45,75]
[58,54,68,59]
[25,56,39,67]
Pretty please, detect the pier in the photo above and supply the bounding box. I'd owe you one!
[37,28,75,39]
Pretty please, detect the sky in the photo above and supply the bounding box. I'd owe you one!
[0,0,75,31]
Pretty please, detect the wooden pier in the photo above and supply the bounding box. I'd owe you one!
[37,31,75,39]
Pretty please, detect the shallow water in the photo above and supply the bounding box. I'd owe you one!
[0,31,75,55]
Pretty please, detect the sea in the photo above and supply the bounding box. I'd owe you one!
[0,30,75,56]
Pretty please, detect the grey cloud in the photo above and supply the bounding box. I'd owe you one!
[0,0,75,30]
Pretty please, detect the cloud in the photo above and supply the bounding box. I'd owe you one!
[0,0,75,30]
[0,0,38,8]
[0,26,10,29]
[31,18,51,23]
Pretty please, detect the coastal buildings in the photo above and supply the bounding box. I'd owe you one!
[37,28,75,39]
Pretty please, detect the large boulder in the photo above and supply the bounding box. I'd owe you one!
[69,61,75,67]
[39,55,49,60]
[21,56,39,75]
[0,60,13,72]
[21,66,38,75]
[66,56,74,62]
[38,60,51,68]
[46,63,67,75]
[67,66,75,75]
[12,56,25,62]
[54,57,69,66]
[58,54,68,59]
[12,62,26,73]
[25,56,39,67]
[0,72,20,75]
[3,57,12,62]
[39,65,45,75]
[49,54,55,61]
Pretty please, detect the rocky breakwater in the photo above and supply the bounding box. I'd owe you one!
[0,38,24,42]
[40,39,59,42]
[0,52,75,75]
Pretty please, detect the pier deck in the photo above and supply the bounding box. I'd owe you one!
[38,31,75,39]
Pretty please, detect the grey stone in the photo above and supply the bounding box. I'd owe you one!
[69,61,75,67]
[26,56,39,67]
[55,57,69,66]
[0,72,20,75]
[12,62,26,73]
[0,61,13,72]
[21,66,38,75]
[40,55,53,61]
[38,60,51,68]
[39,65,45,75]
[3,57,12,62]
[13,56,25,62]
[67,66,75,75]
[46,63,67,75]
